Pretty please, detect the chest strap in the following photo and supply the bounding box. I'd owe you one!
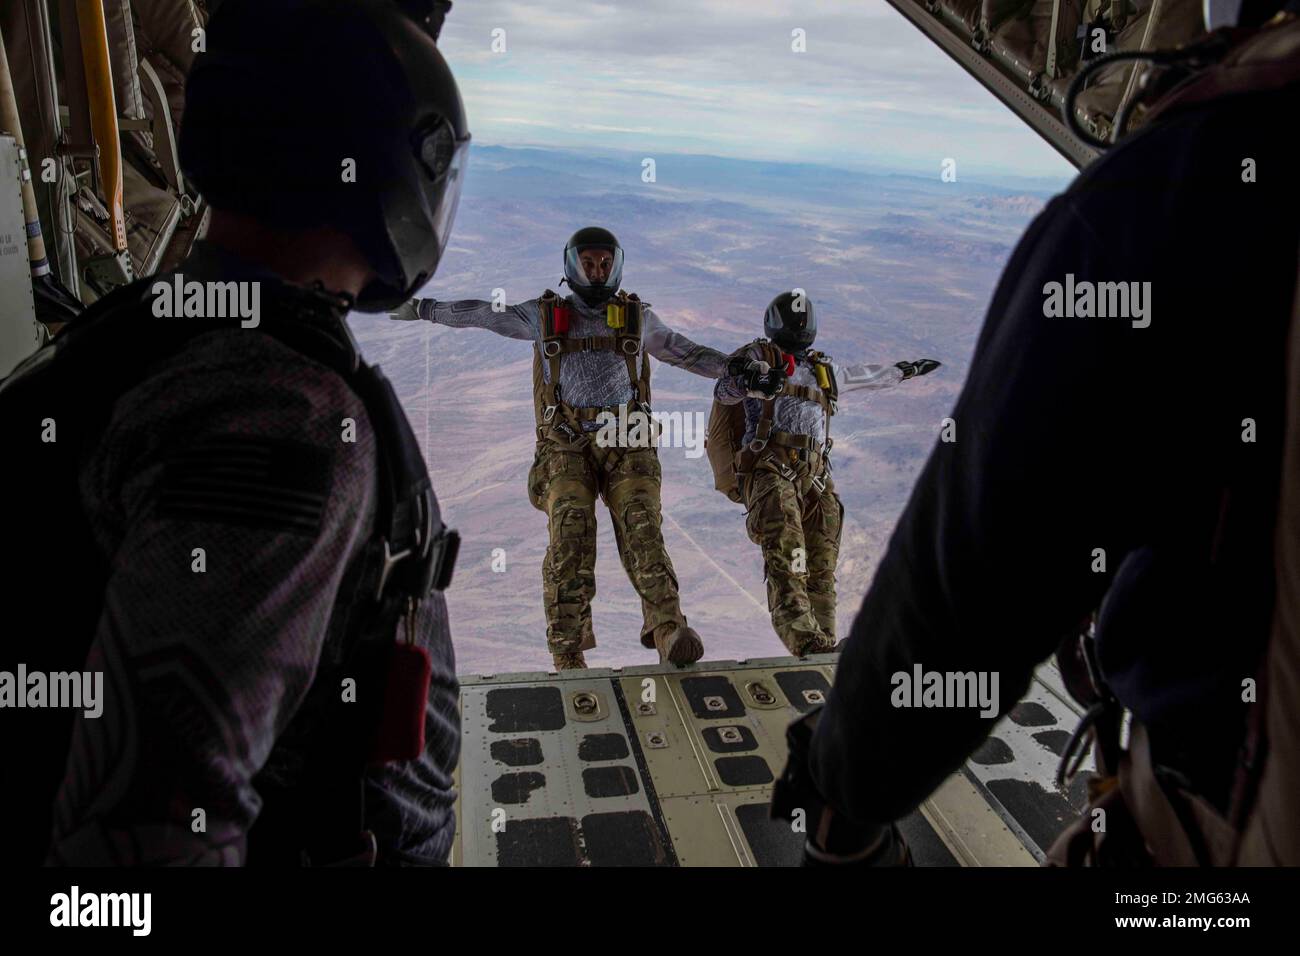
[750,351,838,460]
[536,289,651,425]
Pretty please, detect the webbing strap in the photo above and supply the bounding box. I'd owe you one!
[548,335,621,354]
[535,290,647,416]
[638,350,651,403]
[778,367,836,452]
[755,396,776,445]
[733,448,828,493]
[538,293,563,411]
[625,351,641,404]
[752,352,835,451]
[768,430,816,451]
[781,381,831,411]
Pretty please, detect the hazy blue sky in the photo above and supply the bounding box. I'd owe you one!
[437,0,1077,180]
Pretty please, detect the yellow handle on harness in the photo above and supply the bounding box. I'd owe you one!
[815,363,831,390]
[606,302,626,329]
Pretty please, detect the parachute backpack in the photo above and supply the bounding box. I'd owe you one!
[705,403,748,503]
[706,339,782,503]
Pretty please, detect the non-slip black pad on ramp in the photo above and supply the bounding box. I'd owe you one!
[578,733,630,762]
[582,765,640,798]
[735,802,804,867]
[490,737,544,767]
[715,755,773,786]
[495,817,582,866]
[490,771,547,805]
[774,670,831,713]
[680,675,746,719]
[581,811,671,866]
[486,686,566,733]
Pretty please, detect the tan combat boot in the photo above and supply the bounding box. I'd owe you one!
[552,650,587,671]
[653,623,704,667]
[793,633,837,657]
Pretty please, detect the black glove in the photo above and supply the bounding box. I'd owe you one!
[727,356,785,398]
[748,363,786,398]
[896,358,941,380]
[770,709,912,866]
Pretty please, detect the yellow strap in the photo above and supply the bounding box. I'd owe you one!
[76,0,126,252]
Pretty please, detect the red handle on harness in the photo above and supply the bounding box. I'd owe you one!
[369,642,431,764]
[552,302,571,334]
[782,352,795,378]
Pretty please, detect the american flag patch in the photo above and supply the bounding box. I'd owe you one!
[157,435,333,535]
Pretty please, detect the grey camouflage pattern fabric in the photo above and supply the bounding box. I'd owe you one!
[714,341,906,447]
[420,291,729,427]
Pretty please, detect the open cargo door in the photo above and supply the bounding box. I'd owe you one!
[881,0,1209,168]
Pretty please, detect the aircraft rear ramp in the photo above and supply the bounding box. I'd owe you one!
[452,655,1089,866]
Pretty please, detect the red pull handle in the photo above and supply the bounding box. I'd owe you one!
[369,642,431,764]
[552,303,571,334]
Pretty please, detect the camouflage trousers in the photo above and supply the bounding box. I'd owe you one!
[742,451,844,655]
[528,437,686,655]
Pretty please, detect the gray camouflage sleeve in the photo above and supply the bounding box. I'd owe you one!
[643,307,730,378]
[418,297,539,340]
[46,332,375,865]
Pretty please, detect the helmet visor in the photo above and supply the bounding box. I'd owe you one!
[564,244,624,294]
[414,115,470,270]
[355,116,469,311]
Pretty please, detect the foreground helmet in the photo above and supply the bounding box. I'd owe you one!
[764,290,817,352]
[180,0,470,311]
[563,227,624,306]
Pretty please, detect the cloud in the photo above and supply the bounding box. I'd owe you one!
[438,0,1074,178]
